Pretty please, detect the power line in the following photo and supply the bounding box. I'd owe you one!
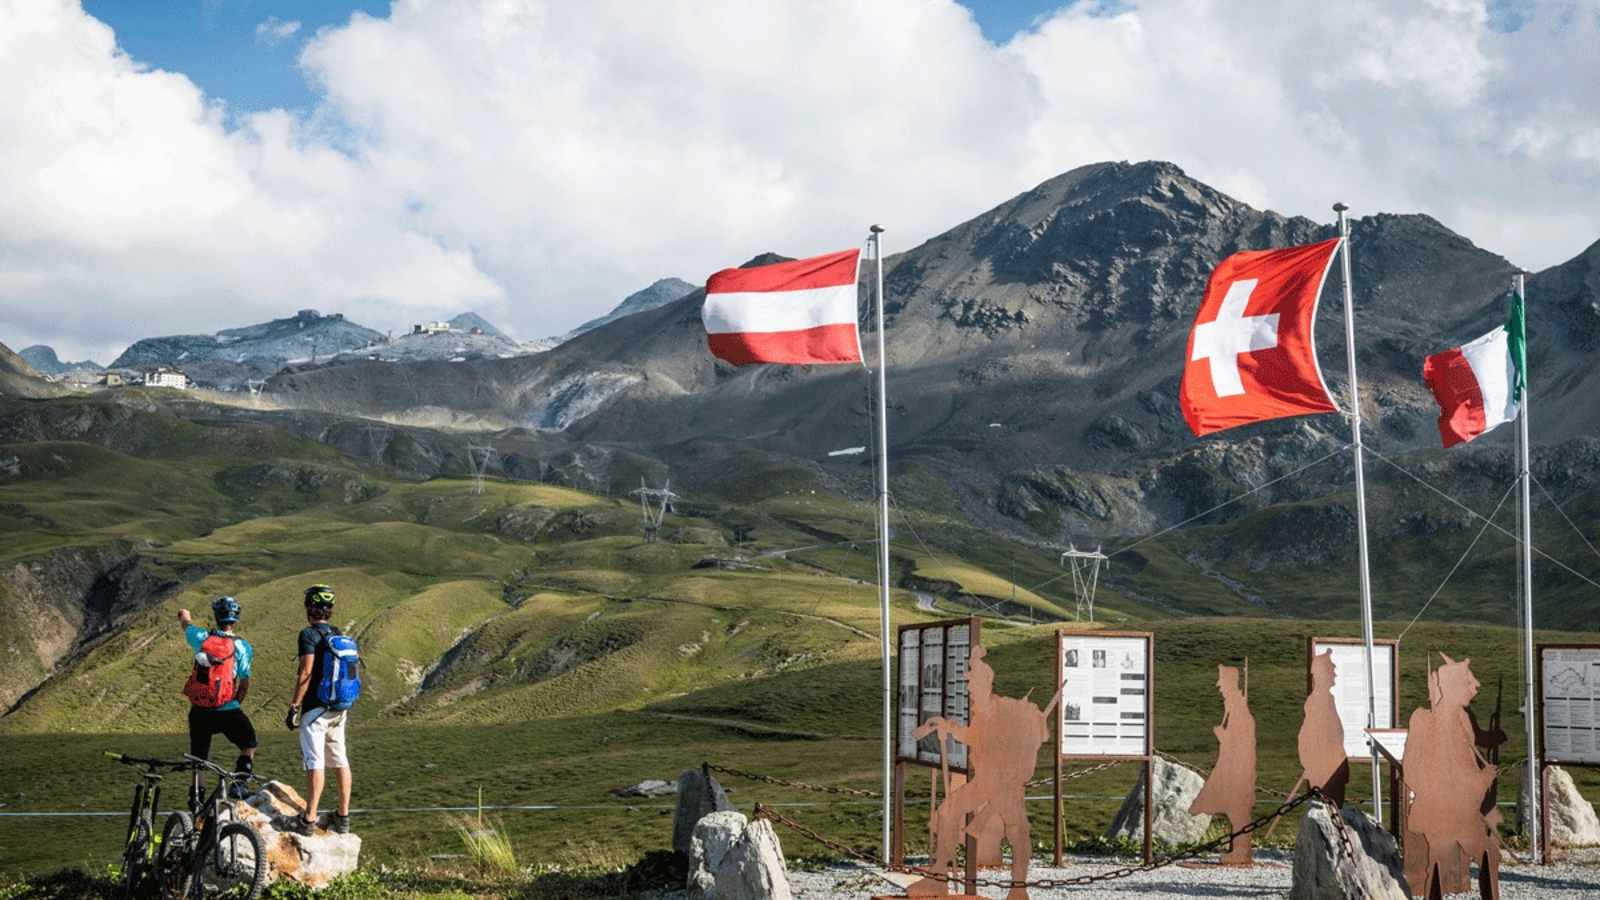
[1021,444,1351,597]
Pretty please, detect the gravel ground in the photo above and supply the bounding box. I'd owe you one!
[783,851,1600,899]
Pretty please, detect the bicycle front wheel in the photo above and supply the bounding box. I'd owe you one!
[156,812,192,900]
[198,821,265,900]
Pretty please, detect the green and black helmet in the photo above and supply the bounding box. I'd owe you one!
[303,583,336,609]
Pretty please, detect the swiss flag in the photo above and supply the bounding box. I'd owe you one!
[1180,238,1342,436]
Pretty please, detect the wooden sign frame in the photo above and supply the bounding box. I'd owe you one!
[1052,630,1155,866]
[890,616,982,882]
[1307,636,1400,763]
[1534,643,1600,864]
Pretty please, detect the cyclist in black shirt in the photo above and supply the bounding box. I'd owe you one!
[284,584,352,835]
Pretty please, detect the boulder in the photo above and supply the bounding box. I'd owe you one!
[614,778,678,799]
[713,818,792,900]
[688,810,748,899]
[1519,764,1600,847]
[1105,757,1210,845]
[674,768,735,856]
[1290,803,1409,900]
[227,780,362,888]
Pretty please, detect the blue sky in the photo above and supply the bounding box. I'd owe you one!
[85,1,1063,114]
[10,0,1593,361]
[82,1,390,113]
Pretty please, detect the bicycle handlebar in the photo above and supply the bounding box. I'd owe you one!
[105,751,185,770]
[181,753,266,784]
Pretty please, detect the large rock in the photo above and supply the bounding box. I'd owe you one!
[1290,803,1409,900]
[1105,757,1211,845]
[1519,765,1600,846]
[614,778,677,799]
[227,780,362,888]
[688,810,748,899]
[674,768,735,856]
[713,818,793,900]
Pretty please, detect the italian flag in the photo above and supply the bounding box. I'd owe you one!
[1422,292,1526,448]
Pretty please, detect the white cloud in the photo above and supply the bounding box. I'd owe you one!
[3,0,1599,362]
[255,16,300,45]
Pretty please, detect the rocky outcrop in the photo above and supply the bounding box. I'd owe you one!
[713,818,792,900]
[1519,765,1600,847]
[1106,756,1210,845]
[0,542,200,711]
[229,781,361,888]
[688,810,747,899]
[1290,803,1409,900]
[674,768,735,856]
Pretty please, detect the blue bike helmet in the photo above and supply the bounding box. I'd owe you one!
[212,596,241,625]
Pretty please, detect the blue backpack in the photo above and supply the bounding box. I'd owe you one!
[315,627,362,711]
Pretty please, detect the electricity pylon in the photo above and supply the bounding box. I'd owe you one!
[1060,545,1108,623]
[631,477,678,543]
[466,442,496,495]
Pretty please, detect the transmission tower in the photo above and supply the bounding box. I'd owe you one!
[1060,545,1108,623]
[363,425,391,466]
[631,477,679,543]
[245,380,267,406]
[466,443,496,495]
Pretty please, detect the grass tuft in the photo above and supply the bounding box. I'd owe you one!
[450,816,519,876]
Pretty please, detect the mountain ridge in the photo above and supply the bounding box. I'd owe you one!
[18,346,103,376]
[257,160,1594,543]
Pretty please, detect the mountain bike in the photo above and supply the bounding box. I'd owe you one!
[106,751,187,900]
[156,755,267,900]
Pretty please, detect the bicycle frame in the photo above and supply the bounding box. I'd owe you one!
[167,754,265,900]
[107,752,184,900]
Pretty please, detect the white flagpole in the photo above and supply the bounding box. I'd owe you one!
[1334,202,1383,822]
[870,224,893,860]
[1516,271,1540,863]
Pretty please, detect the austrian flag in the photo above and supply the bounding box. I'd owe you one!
[702,249,863,366]
[1180,238,1343,436]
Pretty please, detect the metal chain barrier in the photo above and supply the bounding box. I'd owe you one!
[754,787,1332,891]
[706,758,1126,801]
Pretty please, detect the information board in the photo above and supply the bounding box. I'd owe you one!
[1540,645,1600,765]
[1058,632,1152,757]
[1309,637,1398,761]
[1366,728,1408,765]
[896,618,978,772]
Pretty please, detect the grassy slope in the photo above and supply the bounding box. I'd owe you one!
[5,617,1597,878]
[4,421,1600,879]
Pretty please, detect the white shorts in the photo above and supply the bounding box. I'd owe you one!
[298,708,350,771]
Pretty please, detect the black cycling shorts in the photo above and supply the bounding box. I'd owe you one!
[188,706,258,760]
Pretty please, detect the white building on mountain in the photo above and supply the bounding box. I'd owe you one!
[143,367,190,389]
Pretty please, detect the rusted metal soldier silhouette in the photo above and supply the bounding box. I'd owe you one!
[1300,649,1351,807]
[1190,664,1257,865]
[1403,654,1500,900]
[1268,649,1350,840]
[911,645,1058,900]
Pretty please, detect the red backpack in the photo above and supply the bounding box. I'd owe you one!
[183,633,238,708]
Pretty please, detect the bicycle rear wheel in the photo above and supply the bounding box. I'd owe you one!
[113,811,152,900]
[198,821,265,900]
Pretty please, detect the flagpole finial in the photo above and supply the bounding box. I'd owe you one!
[869,224,885,234]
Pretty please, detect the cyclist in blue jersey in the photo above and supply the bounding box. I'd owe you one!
[178,596,257,803]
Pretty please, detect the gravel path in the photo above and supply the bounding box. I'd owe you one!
[784,851,1600,899]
